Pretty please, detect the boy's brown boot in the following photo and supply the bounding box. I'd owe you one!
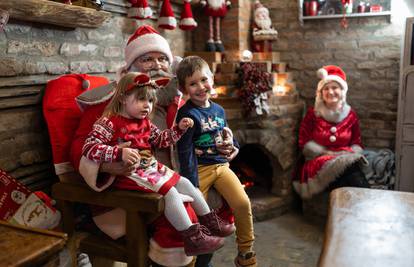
[234,251,257,267]
[199,211,236,237]
[179,223,225,256]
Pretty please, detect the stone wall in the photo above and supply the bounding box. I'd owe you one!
[0,1,187,191]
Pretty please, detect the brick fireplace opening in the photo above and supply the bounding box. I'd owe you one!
[231,144,273,192]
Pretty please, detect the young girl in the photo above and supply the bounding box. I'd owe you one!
[82,72,234,256]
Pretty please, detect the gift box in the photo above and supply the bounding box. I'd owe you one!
[0,169,61,229]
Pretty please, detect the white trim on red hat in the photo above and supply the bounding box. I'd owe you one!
[158,16,177,30]
[179,18,197,27]
[124,32,173,71]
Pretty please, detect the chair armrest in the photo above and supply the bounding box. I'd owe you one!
[52,181,164,213]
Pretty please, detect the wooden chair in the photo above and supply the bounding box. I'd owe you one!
[52,172,164,267]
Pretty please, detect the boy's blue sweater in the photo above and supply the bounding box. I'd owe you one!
[176,100,236,187]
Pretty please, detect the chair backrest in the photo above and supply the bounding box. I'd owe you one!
[43,74,109,177]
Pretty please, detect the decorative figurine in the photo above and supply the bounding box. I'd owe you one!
[252,0,278,53]
[200,0,231,52]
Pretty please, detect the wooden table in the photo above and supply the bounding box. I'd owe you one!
[0,220,67,267]
[319,187,414,267]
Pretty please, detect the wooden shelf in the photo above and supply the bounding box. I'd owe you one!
[0,0,111,28]
[301,11,391,20]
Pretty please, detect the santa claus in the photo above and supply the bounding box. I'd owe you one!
[252,0,278,52]
[200,0,231,52]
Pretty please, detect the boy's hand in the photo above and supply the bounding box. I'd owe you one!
[178,117,194,130]
[122,148,141,166]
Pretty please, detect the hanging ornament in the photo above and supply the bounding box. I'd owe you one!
[179,0,197,30]
[128,0,153,20]
[158,0,177,30]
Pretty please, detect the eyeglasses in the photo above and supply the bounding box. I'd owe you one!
[137,55,169,68]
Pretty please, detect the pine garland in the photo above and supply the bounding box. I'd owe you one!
[238,62,272,115]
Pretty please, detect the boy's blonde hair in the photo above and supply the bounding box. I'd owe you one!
[176,56,213,91]
[103,72,157,117]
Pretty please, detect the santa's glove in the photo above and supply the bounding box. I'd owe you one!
[200,0,207,7]
[226,0,232,8]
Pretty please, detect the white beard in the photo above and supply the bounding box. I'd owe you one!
[208,0,224,9]
[255,17,272,30]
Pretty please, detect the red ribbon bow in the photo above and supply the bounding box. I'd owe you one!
[126,73,170,92]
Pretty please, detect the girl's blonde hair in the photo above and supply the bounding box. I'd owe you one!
[103,72,157,117]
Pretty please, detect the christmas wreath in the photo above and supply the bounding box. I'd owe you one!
[238,62,272,115]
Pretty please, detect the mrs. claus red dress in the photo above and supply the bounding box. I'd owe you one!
[293,107,365,199]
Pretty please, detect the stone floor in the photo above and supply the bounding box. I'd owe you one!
[211,211,325,267]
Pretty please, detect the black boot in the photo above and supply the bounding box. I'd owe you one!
[206,41,216,52]
[215,41,225,52]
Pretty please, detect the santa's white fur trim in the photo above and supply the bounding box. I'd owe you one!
[76,82,116,111]
[124,33,173,72]
[303,141,326,160]
[148,239,193,266]
[314,97,351,123]
[54,162,74,175]
[158,16,177,28]
[79,156,115,192]
[93,208,126,240]
[293,152,364,199]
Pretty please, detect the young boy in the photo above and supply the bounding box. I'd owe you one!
[176,56,257,267]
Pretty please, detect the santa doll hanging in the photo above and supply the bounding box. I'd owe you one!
[200,0,231,52]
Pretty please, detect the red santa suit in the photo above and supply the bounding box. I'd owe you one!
[293,65,366,199]
[293,107,364,199]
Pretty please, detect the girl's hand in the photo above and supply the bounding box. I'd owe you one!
[178,117,194,130]
[121,148,141,166]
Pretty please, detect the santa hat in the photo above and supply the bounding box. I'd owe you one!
[316,65,348,98]
[117,25,173,80]
[127,0,153,20]
[158,0,177,30]
[179,0,197,31]
[314,65,351,123]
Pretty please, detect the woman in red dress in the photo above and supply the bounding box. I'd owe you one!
[293,65,369,199]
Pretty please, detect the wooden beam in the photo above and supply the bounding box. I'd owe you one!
[0,0,111,28]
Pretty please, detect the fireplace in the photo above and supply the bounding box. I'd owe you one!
[230,144,273,192]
